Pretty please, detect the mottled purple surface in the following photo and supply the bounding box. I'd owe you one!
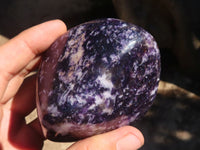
[37,18,161,142]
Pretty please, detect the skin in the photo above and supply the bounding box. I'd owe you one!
[0,20,144,150]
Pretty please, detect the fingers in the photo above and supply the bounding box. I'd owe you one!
[1,57,40,104]
[67,126,144,150]
[0,19,67,103]
[0,19,67,77]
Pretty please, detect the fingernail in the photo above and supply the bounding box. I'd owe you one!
[116,134,143,150]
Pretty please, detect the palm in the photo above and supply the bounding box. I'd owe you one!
[0,75,44,150]
[0,20,67,150]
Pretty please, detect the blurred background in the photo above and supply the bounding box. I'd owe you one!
[0,0,200,149]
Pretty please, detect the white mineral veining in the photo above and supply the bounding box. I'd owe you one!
[141,53,148,64]
[69,33,85,65]
[102,107,113,115]
[95,95,104,105]
[120,40,136,55]
[150,86,159,97]
[136,84,147,96]
[44,115,129,138]
[47,104,61,117]
[97,73,113,89]
[75,94,87,106]
[110,54,120,63]
[130,112,140,122]
[95,73,117,114]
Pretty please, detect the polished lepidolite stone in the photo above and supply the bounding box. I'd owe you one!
[37,18,161,141]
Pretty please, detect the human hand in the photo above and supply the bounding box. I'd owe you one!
[0,20,144,150]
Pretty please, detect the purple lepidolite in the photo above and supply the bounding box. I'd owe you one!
[37,18,161,141]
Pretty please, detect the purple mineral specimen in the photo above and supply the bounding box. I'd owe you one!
[36,18,161,142]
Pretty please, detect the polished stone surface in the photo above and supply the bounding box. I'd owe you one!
[37,18,160,141]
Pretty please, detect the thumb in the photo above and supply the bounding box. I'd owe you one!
[67,126,144,150]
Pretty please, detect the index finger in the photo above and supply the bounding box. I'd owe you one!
[0,19,67,101]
